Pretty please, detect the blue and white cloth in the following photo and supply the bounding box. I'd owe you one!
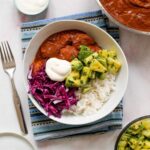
[21,10,122,141]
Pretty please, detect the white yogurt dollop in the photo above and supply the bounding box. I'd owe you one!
[15,0,49,15]
[45,58,71,82]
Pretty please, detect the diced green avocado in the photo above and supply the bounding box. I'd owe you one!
[128,138,138,149]
[73,79,81,87]
[95,72,101,78]
[107,57,114,65]
[78,45,93,61]
[118,141,127,148]
[113,60,122,72]
[108,50,117,58]
[143,140,150,149]
[107,65,116,75]
[120,133,131,141]
[142,119,150,129]
[83,52,98,65]
[99,49,117,59]
[99,73,106,80]
[65,76,81,87]
[135,141,144,150]
[90,59,107,73]
[80,67,91,85]
[96,57,107,68]
[95,72,106,80]
[69,71,80,79]
[107,57,121,74]
[65,76,74,87]
[130,121,143,130]
[98,50,109,58]
[142,130,150,138]
[89,71,96,79]
[127,123,144,135]
[71,58,83,71]
[110,58,121,70]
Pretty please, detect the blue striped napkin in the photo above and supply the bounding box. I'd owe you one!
[21,10,123,141]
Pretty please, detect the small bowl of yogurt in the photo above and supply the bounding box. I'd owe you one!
[14,0,49,15]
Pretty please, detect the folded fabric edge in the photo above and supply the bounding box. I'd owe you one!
[21,9,104,28]
[34,120,122,141]
[28,99,123,141]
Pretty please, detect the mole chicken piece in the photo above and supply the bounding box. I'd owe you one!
[59,45,78,61]
[72,33,95,49]
[40,32,71,58]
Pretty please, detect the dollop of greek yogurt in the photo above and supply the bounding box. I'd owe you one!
[45,58,71,82]
[15,0,49,15]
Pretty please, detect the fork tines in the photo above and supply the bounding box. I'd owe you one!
[0,41,15,68]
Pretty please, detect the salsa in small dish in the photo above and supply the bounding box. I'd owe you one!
[115,116,150,150]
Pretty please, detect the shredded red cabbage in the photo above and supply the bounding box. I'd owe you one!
[28,66,78,118]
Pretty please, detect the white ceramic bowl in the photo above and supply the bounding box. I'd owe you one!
[14,0,49,15]
[96,0,150,35]
[23,20,128,125]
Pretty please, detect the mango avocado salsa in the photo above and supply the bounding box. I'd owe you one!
[117,118,150,150]
[65,45,121,92]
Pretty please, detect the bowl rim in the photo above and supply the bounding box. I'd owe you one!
[23,20,128,125]
[115,115,150,150]
[96,0,150,36]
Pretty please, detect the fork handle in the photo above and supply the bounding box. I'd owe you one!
[10,77,28,135]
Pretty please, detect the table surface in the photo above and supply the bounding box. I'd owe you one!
[0,0,150,150]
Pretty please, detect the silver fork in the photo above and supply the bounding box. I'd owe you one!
[0,41,28,134]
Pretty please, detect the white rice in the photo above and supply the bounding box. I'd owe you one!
[64,74,116,116]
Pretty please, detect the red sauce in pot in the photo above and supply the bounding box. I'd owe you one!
[32,30,101,75]
[101,0,150,32]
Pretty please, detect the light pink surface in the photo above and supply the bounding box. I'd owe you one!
[0,0,150,150]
